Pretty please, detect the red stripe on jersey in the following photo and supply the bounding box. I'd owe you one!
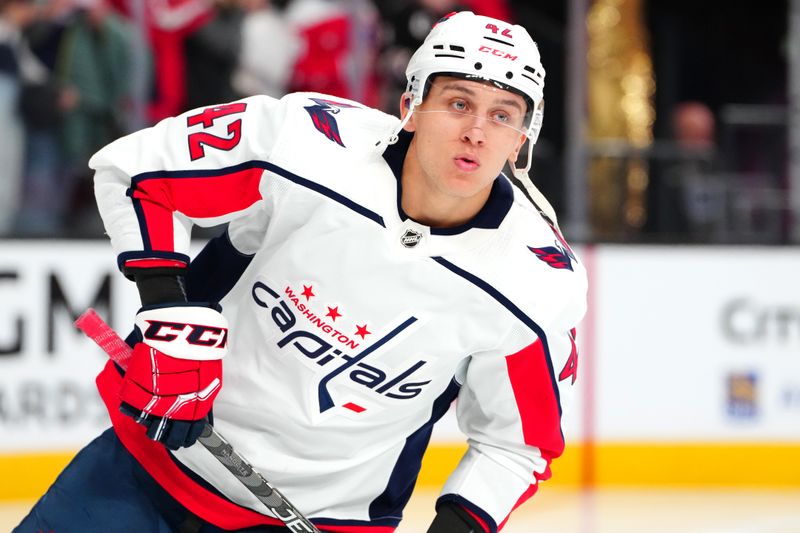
[505,340,564,457]
[137,188,176,252]
[497,483,540,531]
[131,167,262,252]
[499,341,567,531]
[463,506,490,533]
[122,259,188,270]
[96,361,394,532]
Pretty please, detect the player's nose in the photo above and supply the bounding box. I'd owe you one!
[461,118,487,146]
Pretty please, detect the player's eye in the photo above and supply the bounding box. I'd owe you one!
[451,100,468,112]
[491,110,511,123]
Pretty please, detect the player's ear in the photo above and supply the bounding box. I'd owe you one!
[399,93,417,132]
[510,133,527,161]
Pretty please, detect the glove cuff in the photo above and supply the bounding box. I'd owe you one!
[135,304,228,361]
[428,502,486,533]
[132,269,187,305]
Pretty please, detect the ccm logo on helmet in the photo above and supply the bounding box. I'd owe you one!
[142,320,229,348]
[478,45,518,61]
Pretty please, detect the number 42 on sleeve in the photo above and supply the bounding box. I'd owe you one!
[186,103,247,161]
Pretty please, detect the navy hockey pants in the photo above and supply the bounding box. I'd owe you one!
[15,428,292,533]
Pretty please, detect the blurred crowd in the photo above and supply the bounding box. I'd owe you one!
[0,0,523,237]
[0,0,791,243]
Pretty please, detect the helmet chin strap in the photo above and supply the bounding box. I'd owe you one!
[510,138,560,229]
[384,97,420,146]
[511,137,535,179]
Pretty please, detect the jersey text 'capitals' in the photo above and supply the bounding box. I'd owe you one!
[251,281,431,412]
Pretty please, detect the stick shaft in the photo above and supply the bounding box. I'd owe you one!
[75,308,320,533]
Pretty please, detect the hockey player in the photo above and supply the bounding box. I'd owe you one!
[17,11,586,533]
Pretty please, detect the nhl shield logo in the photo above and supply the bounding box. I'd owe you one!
[400,229,423,248]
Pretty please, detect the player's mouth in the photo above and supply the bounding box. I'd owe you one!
[454,154,480,172]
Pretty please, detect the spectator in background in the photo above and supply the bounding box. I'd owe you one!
[14,0,80,236]
[672,101,721,240]
[375,0,469,111]
[53,0,133,233]
[104,0,212,122]
[673,101,715,149]
[657,101,721,241]
[0,0,46,235]
[182,0,242,110]
[231,0,299,99]
[143,0,212,121]
[285,0,349,97]
[342,0,381,107]
[285,0,380,107]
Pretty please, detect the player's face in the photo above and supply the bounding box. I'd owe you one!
[401,76,528,204]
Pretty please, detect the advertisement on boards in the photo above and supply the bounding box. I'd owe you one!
[593,246,800,441]
[0,241,139,452]
[2,243,799,453]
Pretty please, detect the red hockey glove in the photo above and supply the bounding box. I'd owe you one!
[119,303,227,449]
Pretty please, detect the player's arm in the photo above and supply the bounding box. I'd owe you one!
[91,94,286,276]
[429,315,582,533]
[90,95,285,448]
[114,219,267,450]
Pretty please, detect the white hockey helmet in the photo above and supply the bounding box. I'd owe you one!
[404,11,545,144]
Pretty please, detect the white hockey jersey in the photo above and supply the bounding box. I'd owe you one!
[91,92,587,532]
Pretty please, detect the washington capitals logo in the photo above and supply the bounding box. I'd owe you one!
[304,98,358,147]
[528,242,575,271]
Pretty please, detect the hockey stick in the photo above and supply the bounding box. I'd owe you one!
[74,308,321,533]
